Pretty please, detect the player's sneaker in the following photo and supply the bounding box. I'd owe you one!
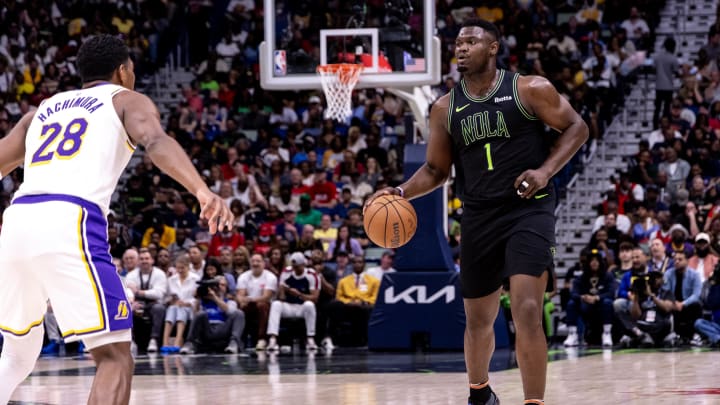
[468,390,499,405]
[306,338,318,352]
[147,338,158,353]
[601,331,613,348]
[255,339,267,351]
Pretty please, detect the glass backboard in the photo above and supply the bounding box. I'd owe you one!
[260,0,440,90]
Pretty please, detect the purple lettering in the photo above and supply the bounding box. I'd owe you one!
[71,97,85,108]
[87,102,104,113]
[54,102,61,112]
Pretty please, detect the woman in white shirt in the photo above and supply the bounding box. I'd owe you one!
[161,254,200,352]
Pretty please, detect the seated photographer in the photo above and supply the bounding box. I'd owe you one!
[236,253,277,350]
[563,250,616,347]
[326,255,380,347]
[266,252,320,352]
[180,276,245,354]
[126,248,168,353]
[161,254,199,352]
[694,265,720,346]
[616,271,675,347]
[663,251,703,340]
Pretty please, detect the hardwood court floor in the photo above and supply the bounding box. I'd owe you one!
[9,348,720,404]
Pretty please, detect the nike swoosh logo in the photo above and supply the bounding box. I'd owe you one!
[534,194,549,199]
[455,104,470,113]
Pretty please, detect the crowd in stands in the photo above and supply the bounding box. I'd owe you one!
[0,0,686,353]
[563,3,720,348]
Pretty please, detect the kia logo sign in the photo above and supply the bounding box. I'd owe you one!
[384,285,455,304]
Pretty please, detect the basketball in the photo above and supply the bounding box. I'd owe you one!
[363,195,417,248]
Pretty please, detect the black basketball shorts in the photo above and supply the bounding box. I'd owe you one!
[459,196,556,298]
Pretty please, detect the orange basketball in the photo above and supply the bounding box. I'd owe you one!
[363,195,417,248]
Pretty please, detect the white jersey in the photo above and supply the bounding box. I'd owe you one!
[16,83,135,214]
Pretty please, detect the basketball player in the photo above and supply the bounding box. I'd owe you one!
[0,35,233,405]
[366,20,588,405]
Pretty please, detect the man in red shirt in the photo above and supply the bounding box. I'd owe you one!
[289,168,311,196]
[310,168,338,215]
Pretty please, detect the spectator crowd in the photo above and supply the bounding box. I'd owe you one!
[1,0,708,353]
[561,2,720,349]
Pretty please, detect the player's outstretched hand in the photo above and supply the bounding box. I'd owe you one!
[197,188,235,234]
[364,187,400,214]
[514,169,550,199]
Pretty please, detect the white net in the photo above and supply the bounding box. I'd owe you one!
[317,64,363,122]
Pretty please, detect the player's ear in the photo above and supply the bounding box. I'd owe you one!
[117,61,130,85]
[490,40,499,57]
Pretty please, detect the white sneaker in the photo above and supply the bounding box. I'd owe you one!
[224,340,239,354]
[321,337,335,351]
[147,338,158,353]
[619,335,633,348]
[691,333,705,347]
[130,341,138,357]
[266,338,279,352]
[255,339,268,351]
[179,342,195,355]
[602,332,613,348]
[306,338,318,352]
[563,332,579,347]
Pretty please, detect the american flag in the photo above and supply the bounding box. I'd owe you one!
[403,51,426,73]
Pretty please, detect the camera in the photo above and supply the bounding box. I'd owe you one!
[631,275,649,299]
[196,279,220,298]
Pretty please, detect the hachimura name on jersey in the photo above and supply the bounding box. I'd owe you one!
[36,95,105,122]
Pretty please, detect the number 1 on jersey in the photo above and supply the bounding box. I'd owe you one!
[484,143,494,171]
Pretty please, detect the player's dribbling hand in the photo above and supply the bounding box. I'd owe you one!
[514,169,551,199]
[363,187,400,214]
[197,188,235,234]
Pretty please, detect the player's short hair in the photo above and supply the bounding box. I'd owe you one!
[460,18,500,42]
[76,34,130,83]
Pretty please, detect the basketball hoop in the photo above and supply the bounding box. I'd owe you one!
[317,63,363,122]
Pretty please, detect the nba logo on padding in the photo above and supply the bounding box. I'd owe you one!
[274,50,286,76]
[114,300,129,320]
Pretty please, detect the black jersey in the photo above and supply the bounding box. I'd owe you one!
[447,70,553,204]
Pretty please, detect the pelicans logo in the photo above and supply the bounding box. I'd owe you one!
[114,301,129,320]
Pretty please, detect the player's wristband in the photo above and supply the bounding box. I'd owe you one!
[395,186,405,198]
